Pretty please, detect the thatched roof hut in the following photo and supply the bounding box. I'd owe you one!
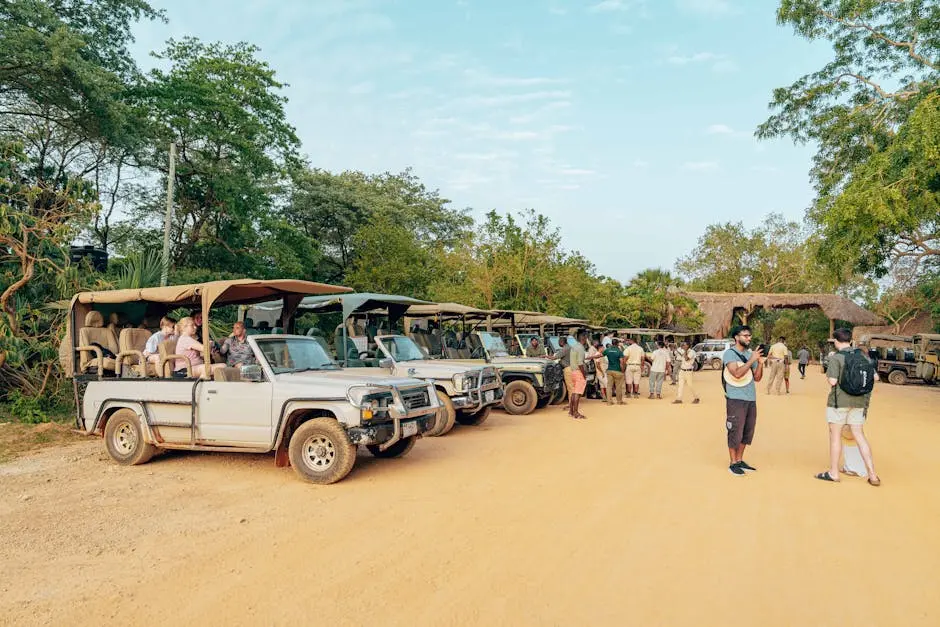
[683,292,884,338]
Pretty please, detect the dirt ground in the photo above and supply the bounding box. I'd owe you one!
[1,370,938,626]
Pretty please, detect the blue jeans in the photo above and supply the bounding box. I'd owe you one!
[649,371,666,395]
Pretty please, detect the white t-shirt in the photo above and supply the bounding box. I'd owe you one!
[680,349,697,370]
[650,348,671,373]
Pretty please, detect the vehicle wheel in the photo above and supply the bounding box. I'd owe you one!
[457,406,491,426]
[426,390,456,437]
[887,369,908,385]
[104,409,157,466]
[502,380,538,415]
[288,418,357,484]
[710,357,723,370]
[367,435,417,458]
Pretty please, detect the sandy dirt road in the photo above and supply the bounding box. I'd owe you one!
[2,369,938,626]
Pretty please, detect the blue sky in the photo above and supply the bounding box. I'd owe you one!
[132,0,830,284]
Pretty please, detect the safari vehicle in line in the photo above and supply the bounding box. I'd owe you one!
[63,280,441,484]
[404,304,566,414]
[247,293,503,436]
[861,333,940,385]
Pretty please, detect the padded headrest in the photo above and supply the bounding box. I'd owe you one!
[120,328,151,350]
[109,312,129,327]
[84,311,104,327]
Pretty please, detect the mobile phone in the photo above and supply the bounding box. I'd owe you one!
[757,344,769,356]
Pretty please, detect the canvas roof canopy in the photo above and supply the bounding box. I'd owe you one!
[254,292,430,322]
[406,302,494,319]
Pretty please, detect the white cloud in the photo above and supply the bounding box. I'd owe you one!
[682,161,719,172]
[589,0,633,12]
[559,167,595,176]
[750,165,780,173]
[666,51,737,73]
[676,0,735,16]
[459,90,572,108]
[492,130,542,141]
[462,69,562,87]
[706,123,734,135]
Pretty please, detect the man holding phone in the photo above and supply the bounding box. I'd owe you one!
[722,325,764,476]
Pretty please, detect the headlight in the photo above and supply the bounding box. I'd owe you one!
[452,372,476,391]
[346,385,394,420]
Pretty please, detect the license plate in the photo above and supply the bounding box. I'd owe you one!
[401,421,418,438]
[484,390,495,403]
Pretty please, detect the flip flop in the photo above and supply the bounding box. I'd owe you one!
[868,477,881,487]
[815,471,839,482]
[841,467,860,477]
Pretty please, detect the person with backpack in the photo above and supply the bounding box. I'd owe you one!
[815,328,881,485]
[722,325,764,476]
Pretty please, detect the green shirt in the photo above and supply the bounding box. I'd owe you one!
[826,349,872,409]
[603,347,624,372]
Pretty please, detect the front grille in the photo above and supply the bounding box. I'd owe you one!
[401,389,431,411]
[544,363,563,386]
[481,373,499,388]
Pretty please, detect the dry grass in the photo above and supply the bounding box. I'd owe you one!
[0,421,86,464]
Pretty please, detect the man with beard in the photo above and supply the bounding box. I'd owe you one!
[722,325,764,476]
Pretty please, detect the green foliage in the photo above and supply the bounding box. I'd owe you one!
[677,213,837,292]
[113,249,163,289]
[760,0,940,276]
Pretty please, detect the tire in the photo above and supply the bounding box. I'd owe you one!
[502,380,538,415]
[710,357,723,370]
[426,390,456,437]
[104,408,157,466]
[367,435,417,458]
[456,406,492,426]
[887,369,908,385]
[550,384,567,405]
[288,418,357,484]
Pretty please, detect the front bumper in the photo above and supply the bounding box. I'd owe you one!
[451,369,503,411]
[346,413,434,447]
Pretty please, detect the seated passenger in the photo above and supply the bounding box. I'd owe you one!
[143,316,177,365]
[219,321,257,367]
[175,317,225,378]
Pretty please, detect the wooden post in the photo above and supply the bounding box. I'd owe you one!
[829,318,835,338]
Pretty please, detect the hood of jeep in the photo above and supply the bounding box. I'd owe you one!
[488,357,549,372]
[276,370,428,389]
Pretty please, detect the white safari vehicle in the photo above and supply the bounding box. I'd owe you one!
[63,280,441,484]
[248,293,504,437]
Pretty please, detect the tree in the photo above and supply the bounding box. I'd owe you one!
[676,213,835,293]
[758,0,940,276]
[289,168,472,283]
[132,37,301,274]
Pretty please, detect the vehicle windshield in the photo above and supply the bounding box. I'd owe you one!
[378,336,426,362]
[546,335,575,352]
[478,331,509,357]
[254,337,339,374]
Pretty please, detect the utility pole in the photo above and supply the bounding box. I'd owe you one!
[160,142,176,287]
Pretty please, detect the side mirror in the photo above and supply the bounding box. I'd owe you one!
[241,364,263,382]
[378,358,394,370]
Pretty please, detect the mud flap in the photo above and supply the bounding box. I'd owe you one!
[275,444,290,467]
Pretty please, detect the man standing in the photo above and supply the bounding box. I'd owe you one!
[669,341,681,385]
[765,336,788,395]
[220,321,257,368]
[673,340,700,404]
[623,338,645,399]
[568,330,588,419]
[525,337,543,358]
[784,348,792,393]
[603,338,627,405]
[815,328,880,485]
[723,325,764,476]
[797,346,811,379]
[648,341,671,399]
[552,336,572,401]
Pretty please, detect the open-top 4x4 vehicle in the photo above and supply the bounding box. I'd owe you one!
[862,333,940,385]
[467,331,565,414]
[248,293,504,437]
[64,280,441,484]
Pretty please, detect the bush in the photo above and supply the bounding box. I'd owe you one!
[6,391,50,423]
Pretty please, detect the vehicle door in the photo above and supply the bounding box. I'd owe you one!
[195,362,274,446]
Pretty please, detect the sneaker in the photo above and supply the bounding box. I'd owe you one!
[657,394,663,400]
[738,460,757,472]
[729,462,746,476]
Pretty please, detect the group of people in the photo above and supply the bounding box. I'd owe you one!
[142,313,257,378]
[720,324,881,485]
[541,331,702,420]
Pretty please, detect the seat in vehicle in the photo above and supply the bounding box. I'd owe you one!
[213,367,242,382]
[78,310,119,375]
[117,327,154,377]
[158,338,193,377]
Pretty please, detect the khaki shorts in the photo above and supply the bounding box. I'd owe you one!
[624,365,641,385]
[826,407,866,426]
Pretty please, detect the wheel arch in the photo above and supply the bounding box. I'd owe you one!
[273,405,340,467]
[94,401,155,442]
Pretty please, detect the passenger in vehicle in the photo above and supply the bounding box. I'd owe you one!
[143,317,177,365]
[220,321,257,367]
[174,317,224,378]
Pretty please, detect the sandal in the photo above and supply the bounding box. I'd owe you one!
[867,477,881,487]
[815,471,839,482]
[574,413,587,420]
[840,467,860,477]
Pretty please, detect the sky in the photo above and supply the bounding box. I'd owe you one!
[130,0,832,284]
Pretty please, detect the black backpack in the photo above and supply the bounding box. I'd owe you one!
[838,349,876,396]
